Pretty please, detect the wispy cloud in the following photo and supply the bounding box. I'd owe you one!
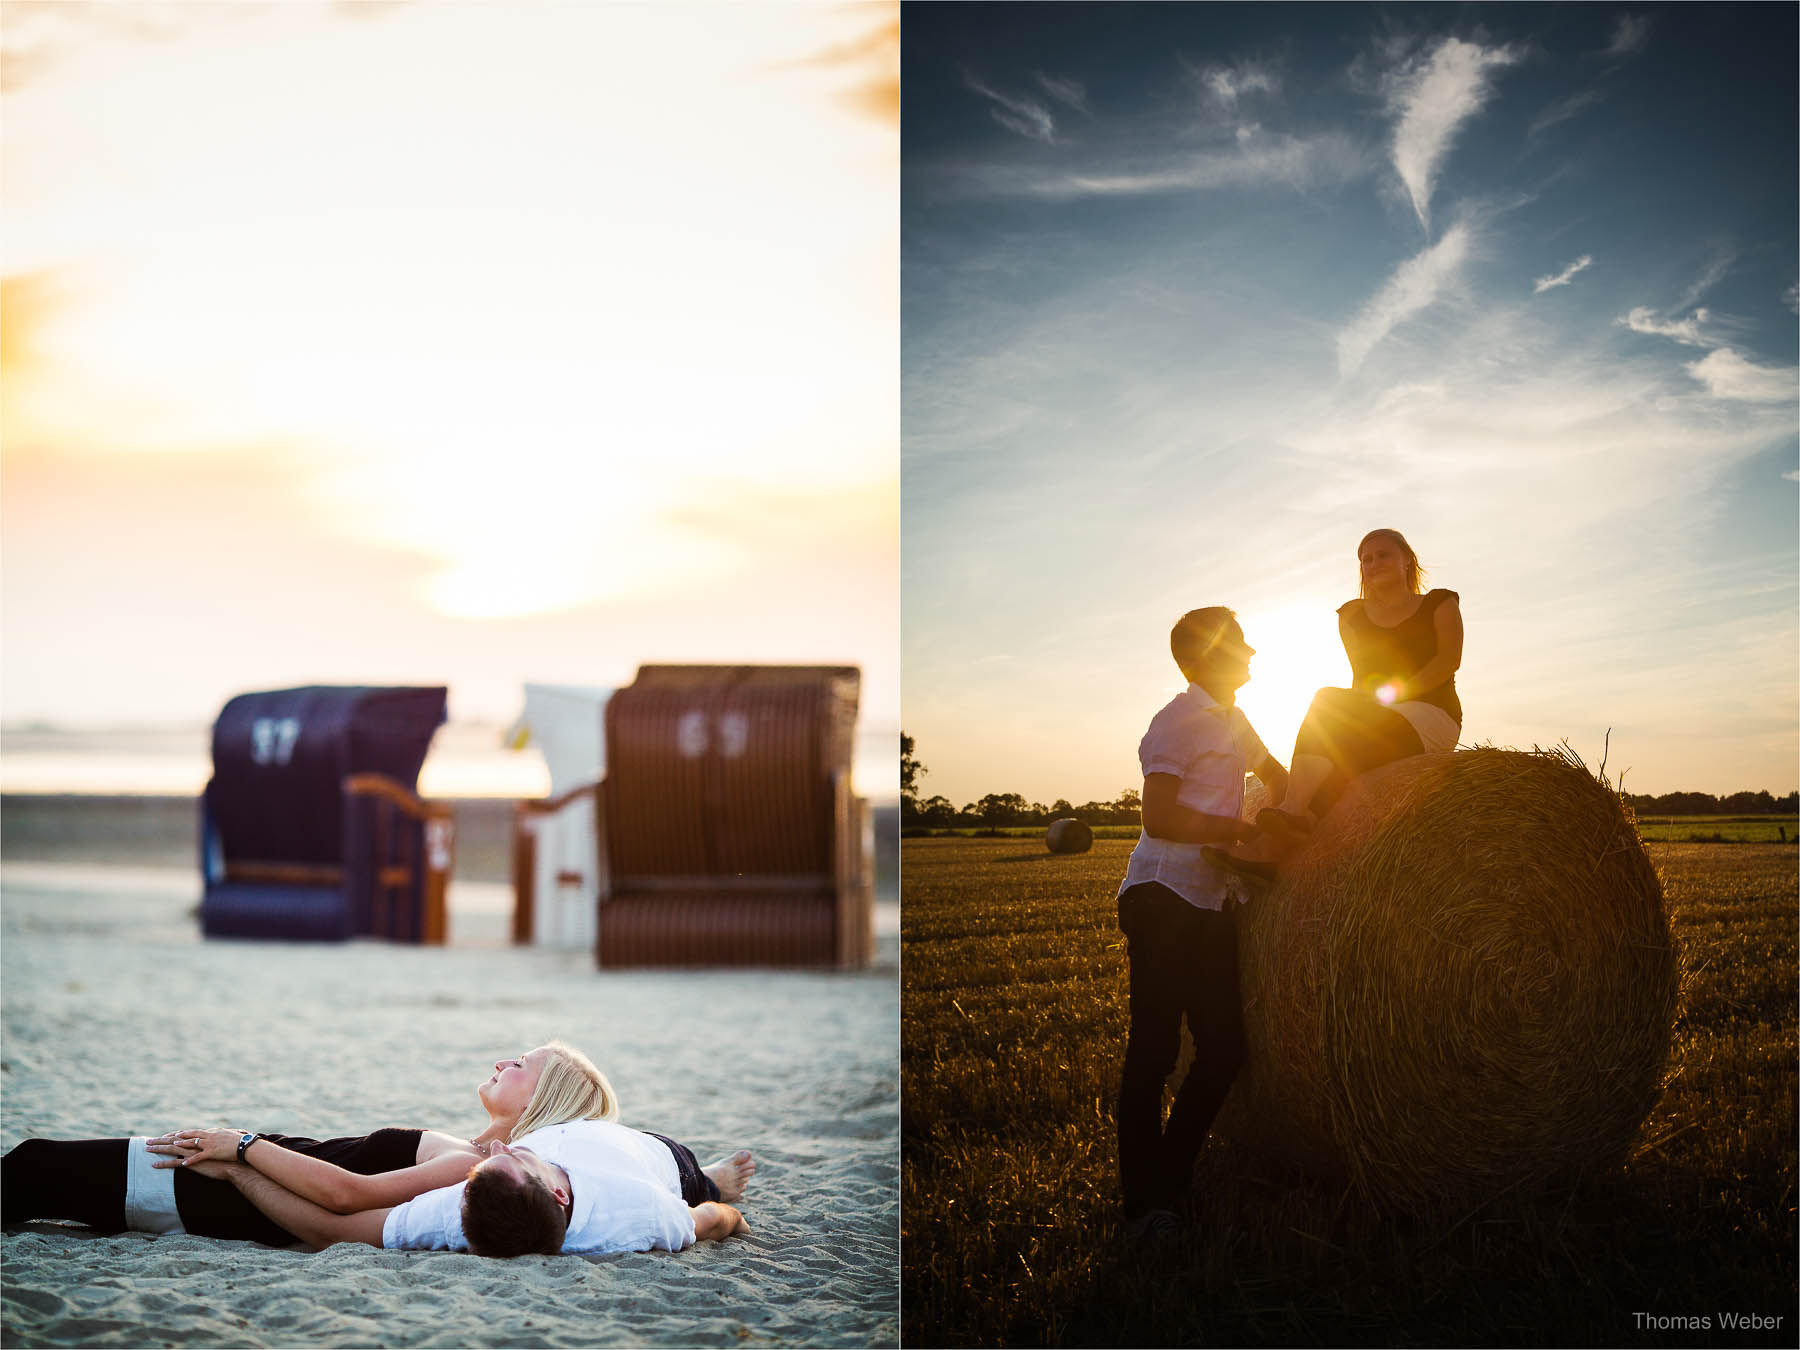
[1686,348,1797,403]
[1603,13,1653,60]
[972,128,1368,200]
[1527,88,1602,137]
[963,71,1056,143]
[1534,254,1593,293]
[1034,71,1087,115]
[777,10,898,126]
[1189,56,1280,108]
[1785,283,1799,315]
[1674,253,1733,312]
[1386,37,1520,232]
[1618,306,1713,346]
[1336,223,1471,374]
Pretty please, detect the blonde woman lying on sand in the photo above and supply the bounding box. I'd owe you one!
[2,1040,753,1257]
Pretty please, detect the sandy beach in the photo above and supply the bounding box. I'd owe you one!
[1,824,899,1347]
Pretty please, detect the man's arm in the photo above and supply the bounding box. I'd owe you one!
[691,1201,748,1241]
[1140,773,1255,845]
[1253,755,1288,805]
[185,1159,391,1249]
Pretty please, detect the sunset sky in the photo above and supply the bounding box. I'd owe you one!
[2,2,897,794]
[903,3,1797,807]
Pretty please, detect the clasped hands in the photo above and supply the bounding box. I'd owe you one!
[144,1128,244,1178]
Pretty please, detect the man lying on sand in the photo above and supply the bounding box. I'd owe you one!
[5,1041,753,1257]
[155,1117,754,1258]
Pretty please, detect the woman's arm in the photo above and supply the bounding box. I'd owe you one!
[1140,774,1255,845]
[1398,596,1463,701]
[148,1128,480,1214]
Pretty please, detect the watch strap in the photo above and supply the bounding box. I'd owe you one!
[236,1131,260,1163]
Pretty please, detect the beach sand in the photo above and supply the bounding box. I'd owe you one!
[1,847,899,1347]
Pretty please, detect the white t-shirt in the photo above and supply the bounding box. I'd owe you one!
[381,1121,696,1254]
[1118,682,1269,911]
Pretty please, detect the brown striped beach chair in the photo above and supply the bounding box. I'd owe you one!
[596,665,874,968]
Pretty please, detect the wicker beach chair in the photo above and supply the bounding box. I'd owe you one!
[596,665,874,968]
[506,683,612,948]
[199,686,453,942]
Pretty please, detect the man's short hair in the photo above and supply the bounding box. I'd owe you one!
[1170,607,1239,679]
[461,1164,568,1257]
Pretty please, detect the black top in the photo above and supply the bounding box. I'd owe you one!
[1336,589,1461,725]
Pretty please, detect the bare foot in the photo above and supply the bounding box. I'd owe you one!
[703,1149,756,1202]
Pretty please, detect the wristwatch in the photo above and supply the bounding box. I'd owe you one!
[236,1131,260,1163]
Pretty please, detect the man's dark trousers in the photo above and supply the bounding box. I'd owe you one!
[1116,880,1246,1219]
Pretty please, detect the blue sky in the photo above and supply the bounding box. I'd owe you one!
[902,3,1797,807]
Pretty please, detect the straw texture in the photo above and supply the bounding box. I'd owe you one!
[1218,747,1677,1212]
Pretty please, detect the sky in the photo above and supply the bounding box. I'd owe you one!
[2,1,898,795]
[902,3,1798,807]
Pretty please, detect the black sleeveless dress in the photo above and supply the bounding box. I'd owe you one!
[1337,588,1461,724]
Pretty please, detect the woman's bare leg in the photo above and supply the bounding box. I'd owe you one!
[1278,753,1335,822]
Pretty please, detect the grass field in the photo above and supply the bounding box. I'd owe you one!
[910,815,1799,845]
[901,836,1797,1346]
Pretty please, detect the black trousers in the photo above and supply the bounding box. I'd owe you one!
[1116,882,1245,1219]
[1,1129,421,1244]
[647,1132,721,1205]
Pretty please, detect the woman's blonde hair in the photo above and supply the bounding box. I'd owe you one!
[508,1040,619,1140]
[1358,528,1427,598]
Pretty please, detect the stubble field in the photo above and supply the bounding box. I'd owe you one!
[900,836,1797,1347]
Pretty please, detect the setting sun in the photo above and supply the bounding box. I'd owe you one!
[1233,603,1352,764]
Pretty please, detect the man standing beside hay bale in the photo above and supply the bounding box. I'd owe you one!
[1114,608,1288,1238]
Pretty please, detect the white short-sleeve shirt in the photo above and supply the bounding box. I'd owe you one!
[381,1121,696,1254]
[1118,683,1269,911]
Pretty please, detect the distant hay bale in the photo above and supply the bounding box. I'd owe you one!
[1045,818,1094,854]
[1217,747,1677,1213]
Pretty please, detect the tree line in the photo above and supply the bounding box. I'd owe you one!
[900,734,1798,830]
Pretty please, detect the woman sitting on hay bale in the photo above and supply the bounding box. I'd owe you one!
[1211,528,1461,879]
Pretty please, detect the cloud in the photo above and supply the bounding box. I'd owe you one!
[1034,71,1087,115]
[963,71,1056,142]
[778,10,898,126]
[1685,348,1797,403]
[1603,13,1653,60]
[1386,37,1520,231]
[1191,56,1279,108]
[1674,253,1733,311]
[1618,306,1713,346]
[1336,223,1471,374]
[1527,89,1602,137]
[991,128,1367,200]
[1534,254,1593,293]
[1786,284,1800,315]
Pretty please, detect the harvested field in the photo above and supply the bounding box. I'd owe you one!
[901,836,1797,1347]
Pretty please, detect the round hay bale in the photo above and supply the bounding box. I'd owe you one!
[1045,818,1094,854]
[1217,747,1676,1212]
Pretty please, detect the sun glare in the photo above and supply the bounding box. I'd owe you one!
[1232,604,1350,764]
